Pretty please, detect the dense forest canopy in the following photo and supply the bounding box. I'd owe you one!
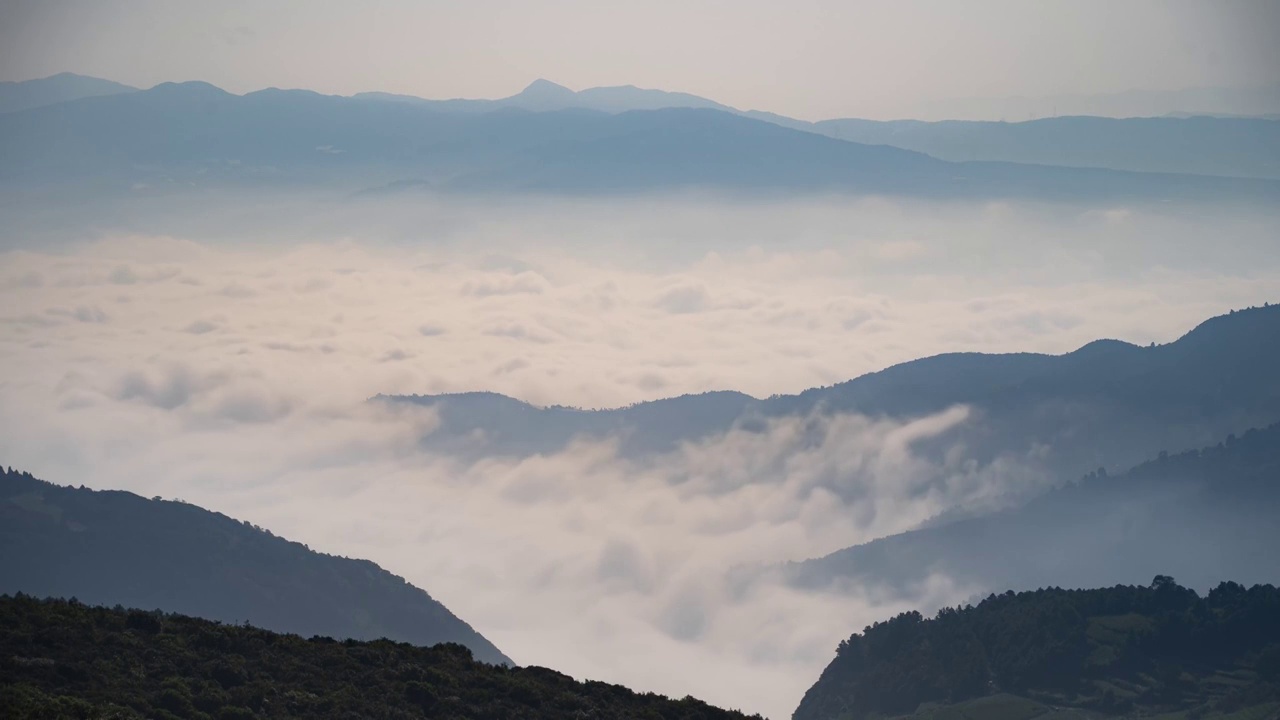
[0,595,761,720]
[794,578,1280,720]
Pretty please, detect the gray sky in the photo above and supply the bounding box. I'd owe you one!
[2,0,1277,119]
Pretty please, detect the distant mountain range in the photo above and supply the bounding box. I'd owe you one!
[5,73,1277,180]
[0,467,511,666]
[356,77,735,115]
[2,75,1278,203]
[794,578,1280,720]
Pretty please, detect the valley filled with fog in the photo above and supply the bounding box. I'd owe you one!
[3,193,1279,717]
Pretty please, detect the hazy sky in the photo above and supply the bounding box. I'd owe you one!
[2,0,1278,119]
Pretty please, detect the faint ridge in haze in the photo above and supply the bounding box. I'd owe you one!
[0,72,137,114]
[4,79,1277,204]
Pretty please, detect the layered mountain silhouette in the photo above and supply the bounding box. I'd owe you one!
[360,79,1280,180]
[3,80,1278,202]
[357,77,734,114]
[794,578,1280,720]
[0,72,137,114]
[5,75,1275,185]
[787,420,1280,598]
[0,467,511,666]
[392,305,1280,489]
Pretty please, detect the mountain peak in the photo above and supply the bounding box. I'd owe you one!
[519,78,575,97]
[146,80,232,99]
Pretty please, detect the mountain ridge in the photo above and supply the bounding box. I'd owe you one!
[0,467,512,666]
[0,72,137,114]
[391,304,1280,477]
[4,79,1278,203]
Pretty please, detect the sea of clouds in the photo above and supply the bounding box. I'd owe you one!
[2,195,1278,717]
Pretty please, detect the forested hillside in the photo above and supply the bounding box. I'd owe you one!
[0,468,511,666]
[0,595,759,720]
[794,578,1280,720]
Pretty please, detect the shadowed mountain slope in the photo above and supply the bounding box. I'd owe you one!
[786,420,1280,597]
[0,468,512,666]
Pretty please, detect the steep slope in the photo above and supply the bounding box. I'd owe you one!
[787,421,1280,599]
[793,579,1280,720]
[0,72,137,114]
[0,468,511,666]
[0,595,759,720]
[2,81,1277,203]
[394,305,1280,484]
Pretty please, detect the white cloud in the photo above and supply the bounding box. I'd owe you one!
[1,195,1278,717]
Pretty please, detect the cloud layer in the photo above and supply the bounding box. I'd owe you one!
[2,195,1278,717]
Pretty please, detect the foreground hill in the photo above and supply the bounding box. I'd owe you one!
[396,305,1280,486]
[0,468,511,666]
[794,578,1280,720]
[0,595,758,720]
[1,80,1277,204]
[788,420,1280,602]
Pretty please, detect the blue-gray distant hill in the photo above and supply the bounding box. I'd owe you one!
[391,304,1280,486]
[365,79,1280,180]
[0,72,136,114]
[0,468,512,666]
[809,115,1280,180]
[357,78,735,114]
[2,80,1277,203]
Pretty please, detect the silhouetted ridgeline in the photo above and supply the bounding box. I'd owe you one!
[0,72,137,114]
[0,595,760,720]
[794,578,1280,720]
[6,74,1277,180]
[3,78,1278,203]
[0,468,511,666]
[394,305,1280,483]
